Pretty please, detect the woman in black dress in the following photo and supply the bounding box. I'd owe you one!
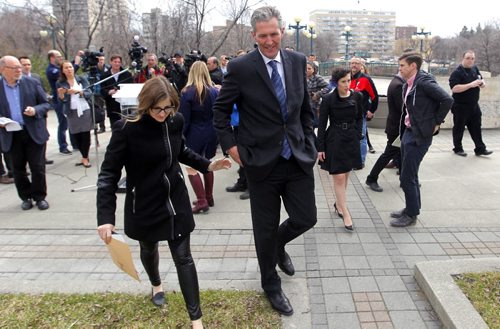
[97,76,230,329]
[317,68,363,231]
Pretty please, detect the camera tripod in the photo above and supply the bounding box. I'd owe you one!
[70,66,133,192]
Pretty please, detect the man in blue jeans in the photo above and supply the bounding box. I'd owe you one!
[390,52,453,227]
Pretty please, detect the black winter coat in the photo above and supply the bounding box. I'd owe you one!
[96,113,210,242]
[386,75,405,139]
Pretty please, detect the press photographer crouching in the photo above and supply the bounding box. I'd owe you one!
[135,54,164,83]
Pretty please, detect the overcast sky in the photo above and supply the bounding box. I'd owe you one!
[139,0,498,38]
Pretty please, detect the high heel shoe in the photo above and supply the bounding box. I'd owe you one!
[333,202,343,219]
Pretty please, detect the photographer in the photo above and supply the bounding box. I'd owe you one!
[135,54,164,83]
[163,52,188,93]
[100,55,133,127]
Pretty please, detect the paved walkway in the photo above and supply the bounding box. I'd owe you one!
[1,112,499,328]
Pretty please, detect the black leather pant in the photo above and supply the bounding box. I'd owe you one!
[139,234,202,320]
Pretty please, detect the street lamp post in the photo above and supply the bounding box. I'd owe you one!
[303,22,318,55]
[39,15,63,49]
[412,27,431,53]
[288,17,307,52]
[342,26,352,60]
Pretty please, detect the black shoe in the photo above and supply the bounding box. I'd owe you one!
[151,290,165,307]
[454,150,467,157]
[97,127,106,134]
[333,202,343,219]
[36,200,49,210]
[45,159,54,165]
[475,149,493,156]
[226,183,247,192]
[366,180,383,192]
[390,213,417,227]
[277,251,295,276]
[239,190,250,200]
[265,290,293,316]
[21,199,33,210]
[59,149,72,155]
[369,147,376,154]
[390,208,406,218]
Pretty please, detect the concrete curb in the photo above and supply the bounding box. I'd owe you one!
[414,258,500,329]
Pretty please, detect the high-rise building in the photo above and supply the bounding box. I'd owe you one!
[52,0,127,54]
[396,26,418,41]
[310,9,396,58]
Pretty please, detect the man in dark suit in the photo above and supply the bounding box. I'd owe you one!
[100,54,133,127]
[19,55,54,166]
[0,56,51,210]
[213,6,317,316]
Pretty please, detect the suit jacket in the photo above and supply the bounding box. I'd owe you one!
[0,76,51,153]
[99,68,133,114]
[213,49,317,180]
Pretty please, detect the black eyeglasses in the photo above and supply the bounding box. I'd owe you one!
[150,106,176,115]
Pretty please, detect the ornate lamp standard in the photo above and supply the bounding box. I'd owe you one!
[411,26,432,53]
[303,21,318,55]
[342,25,352,60]
[39,14,63,49]
[288,16,307,52]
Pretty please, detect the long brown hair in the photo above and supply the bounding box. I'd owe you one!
[128,76,179,122]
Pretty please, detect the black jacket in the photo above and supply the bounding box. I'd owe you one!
[213,49,316,180]
[386,75,405,139]
[96,113,210,242]
[99,68,133,115]
[402,70,453,145]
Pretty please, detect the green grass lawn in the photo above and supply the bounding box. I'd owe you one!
[454,271,500,329]
[0,289,281,328]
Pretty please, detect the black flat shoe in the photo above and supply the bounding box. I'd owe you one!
[333,202,343,219]
[151,290,165,307]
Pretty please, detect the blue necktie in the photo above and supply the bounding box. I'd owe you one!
[268,60,292,159]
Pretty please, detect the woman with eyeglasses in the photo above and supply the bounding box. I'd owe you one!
[179,61,220,214]
[96,76,230,329]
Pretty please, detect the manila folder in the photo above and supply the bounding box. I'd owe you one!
[106,234,140,281]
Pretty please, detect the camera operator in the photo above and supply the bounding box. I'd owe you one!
[135,54,164,83]
[163,52,188,93]
[100,54,133,127]
[93,56,109,133]
[206,56,223,86]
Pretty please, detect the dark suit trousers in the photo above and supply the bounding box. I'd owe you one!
[8,129,47,201]
[452,103,486,153]
[367,134,401,183]
[247,156,317,292]
[399,130,430,217]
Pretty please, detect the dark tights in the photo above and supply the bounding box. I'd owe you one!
[71,131,91,158]
[139,234,202,320]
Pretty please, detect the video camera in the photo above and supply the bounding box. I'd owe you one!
[128,35,147,71]
[81,47,104,72]
[184,50,207,72]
